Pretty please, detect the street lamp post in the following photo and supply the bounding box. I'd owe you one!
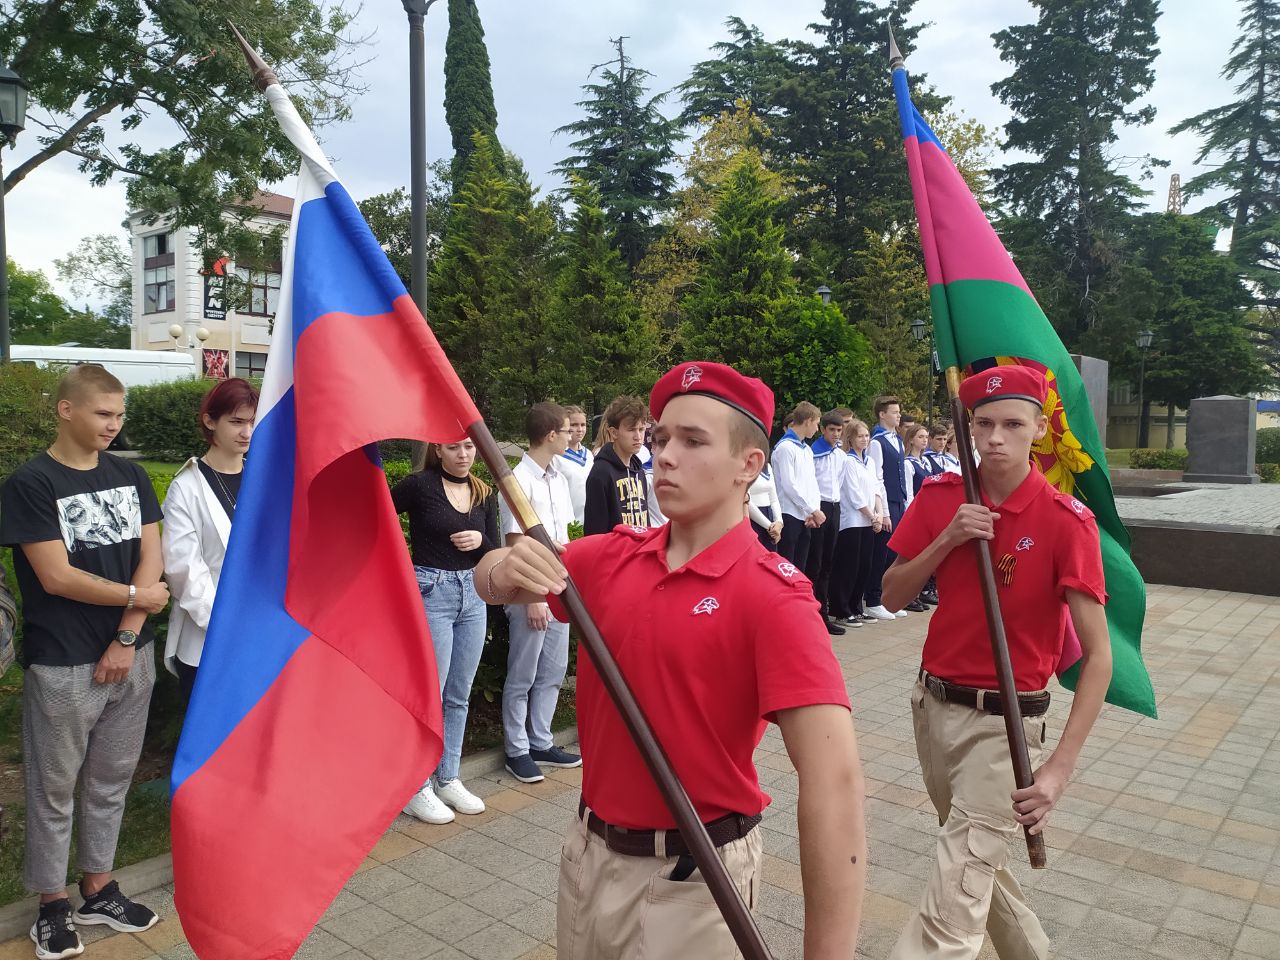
[0,64,30,363]
[403,0,440,318]
[1135,328,1153,448]
[909,315,934,425]
[815,284,832,305]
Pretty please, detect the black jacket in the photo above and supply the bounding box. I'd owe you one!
[584,445,650,535]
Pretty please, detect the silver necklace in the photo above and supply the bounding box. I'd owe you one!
[203,458,239,509]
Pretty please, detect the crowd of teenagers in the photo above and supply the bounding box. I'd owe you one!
[2,359,1112,960]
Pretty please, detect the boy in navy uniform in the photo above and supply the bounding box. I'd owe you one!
[882,366,1113,960]
[864,395,910,619]
[478,362,865,960]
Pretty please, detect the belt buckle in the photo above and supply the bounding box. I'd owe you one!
[924,673,947,703]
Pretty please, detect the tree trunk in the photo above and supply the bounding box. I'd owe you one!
[1165,404,1176,450]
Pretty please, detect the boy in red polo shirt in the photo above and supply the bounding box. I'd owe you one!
[477,361,865,960]
[880,366,1113,960]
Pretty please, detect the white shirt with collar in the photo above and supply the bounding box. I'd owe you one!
[812,444,842,503]
[557,445,594,525]
[771,430,820,520]
[502,451,573,544]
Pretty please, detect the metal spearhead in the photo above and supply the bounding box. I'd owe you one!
[227,21,279,92]
[888,24,905,71]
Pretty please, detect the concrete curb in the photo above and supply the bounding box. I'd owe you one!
[0,725,578,943]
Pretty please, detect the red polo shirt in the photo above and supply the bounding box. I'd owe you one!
[888,469,1106,692]
[547,519,850,830]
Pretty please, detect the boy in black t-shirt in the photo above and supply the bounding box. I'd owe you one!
[0,365,169,958]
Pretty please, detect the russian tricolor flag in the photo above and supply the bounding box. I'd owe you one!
[170,80,482,958]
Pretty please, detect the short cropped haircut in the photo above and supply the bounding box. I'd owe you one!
[603,395,648,429]
[56,364,124,404]
[840,418,870,450]
[784,401,821,427]
[727,409,770,463]
[526,401,569,446]
[820,409,846,429]
[562,404,586,419]
[872,395,900,420]
[929,422,949,438]
[832,406,853,421]
[199,378,260,442]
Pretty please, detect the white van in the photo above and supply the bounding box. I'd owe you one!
[10,344,197,389]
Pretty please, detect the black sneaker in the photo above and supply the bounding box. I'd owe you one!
[825,620,846,636]
[505,752,546,782]
[529,745,582,769]
[905,600,928,613]
[73,880,158,933]
[30,899,83,960]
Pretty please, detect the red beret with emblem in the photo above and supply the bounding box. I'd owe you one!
[959,365,1049,413]
[651,361,775,435]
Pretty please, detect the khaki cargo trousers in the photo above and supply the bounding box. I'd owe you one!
[556,806,763,960]
[889,680,1051,960]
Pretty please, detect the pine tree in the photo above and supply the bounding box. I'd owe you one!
[554,179,658,419]
[677,17,786,128]
[1171,0,1280,304]
[444,0,500,181]
[991,0,1163,345]
[680,155,877,417]
[555,38,680,272]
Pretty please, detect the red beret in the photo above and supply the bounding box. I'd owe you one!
[959,365,1049,412]
[650,362,774,434]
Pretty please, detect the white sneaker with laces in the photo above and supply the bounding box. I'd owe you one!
[404,784,455,824]
[436,778,485,815]
[864,605,896,621]
[894,609,909,618]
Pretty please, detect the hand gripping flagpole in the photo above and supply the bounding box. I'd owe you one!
[228,24,775,957]
[889,28,1047,870]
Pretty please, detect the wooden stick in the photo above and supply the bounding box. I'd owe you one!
[945,368,1048,869]
[468,425,776,955]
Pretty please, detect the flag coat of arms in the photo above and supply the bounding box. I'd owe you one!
[169,76,482,958]
[891,50,1156,719]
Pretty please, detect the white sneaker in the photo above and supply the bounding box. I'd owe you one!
[404,784,455,824]
[864,605,896,621]
[435,779,485,815]
[894,609,909,618]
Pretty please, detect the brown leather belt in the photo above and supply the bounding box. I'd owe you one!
[919,668,1050,718]
[578,798,761,858]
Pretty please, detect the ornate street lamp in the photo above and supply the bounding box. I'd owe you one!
[815,284,832,305]
[402,0,441,318]
[1136,328,1154,448]
[0,64,30,363]
[909,316,936,424]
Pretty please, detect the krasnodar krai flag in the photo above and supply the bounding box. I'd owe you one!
[170,78,482,958]
[891,53,1156,718]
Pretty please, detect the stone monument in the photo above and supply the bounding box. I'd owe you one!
[1183,395,1260,484]
[1070,354,1109,446]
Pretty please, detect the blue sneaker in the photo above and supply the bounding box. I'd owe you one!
[504,753,545,783]
[530,745,582,769]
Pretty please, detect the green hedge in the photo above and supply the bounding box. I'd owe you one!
[0,363,62,480]
[1129,448,1189,470]
[1257,427,1280,465]
[124,378,210,460]
[1258,463,1280,484]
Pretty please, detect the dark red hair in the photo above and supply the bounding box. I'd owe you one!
[199,378,260,442]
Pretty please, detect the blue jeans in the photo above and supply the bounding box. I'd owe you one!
[417,566,487,784]
[502,606,570,756]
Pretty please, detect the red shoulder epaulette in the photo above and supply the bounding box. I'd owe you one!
[925,472,963,486]
[610,523,654,541]
[1053,492,1096,522]
[757,552,813,588]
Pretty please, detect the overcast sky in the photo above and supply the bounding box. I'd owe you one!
[7,0,1239,300]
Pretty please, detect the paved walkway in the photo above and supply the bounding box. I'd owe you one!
[3,583,1279,959]
[1115,481,1280,533]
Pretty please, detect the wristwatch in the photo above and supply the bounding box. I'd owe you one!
[114,629,139,648]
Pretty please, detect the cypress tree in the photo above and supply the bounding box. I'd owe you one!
[444,0,500,181]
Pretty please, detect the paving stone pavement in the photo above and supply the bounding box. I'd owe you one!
[3,582,1279,959]
[1115,481,1280,532]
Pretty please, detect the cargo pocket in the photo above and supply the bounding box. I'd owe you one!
[940,824,1007,934]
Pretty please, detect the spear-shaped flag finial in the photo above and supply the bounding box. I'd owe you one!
[888,23,905,71]
[227,21,279,92]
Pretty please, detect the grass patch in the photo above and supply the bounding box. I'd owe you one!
[1105,448,1136,468]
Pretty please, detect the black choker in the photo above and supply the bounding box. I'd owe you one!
[441,470,470,484]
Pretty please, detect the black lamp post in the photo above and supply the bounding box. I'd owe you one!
[909,315,935,425]
[815,284,832,305]
[0,64,30,363]
[1135,328,1154,448]
[403,0,440,318]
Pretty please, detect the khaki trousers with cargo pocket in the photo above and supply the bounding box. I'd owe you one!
[889,680,1050,960]
[556,806,763,960]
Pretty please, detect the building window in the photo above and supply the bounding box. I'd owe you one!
[235,351,269,379]
[235,266,282,317]
[144,265,176,313]
[143,233,173,259]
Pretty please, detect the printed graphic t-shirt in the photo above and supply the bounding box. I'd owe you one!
[1,452,162,666]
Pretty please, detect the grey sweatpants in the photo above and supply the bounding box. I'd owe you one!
[22,650,154,893]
